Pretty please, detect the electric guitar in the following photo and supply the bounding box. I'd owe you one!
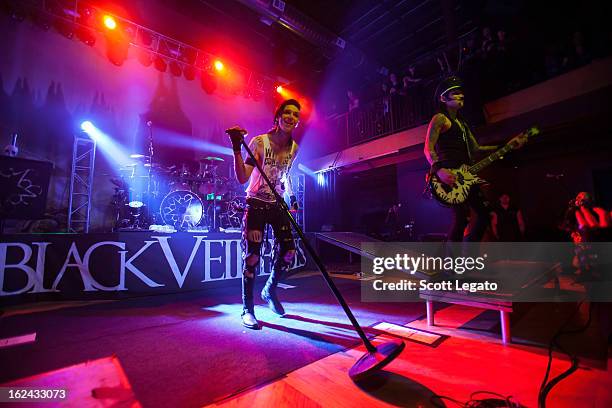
[426,126,540,206]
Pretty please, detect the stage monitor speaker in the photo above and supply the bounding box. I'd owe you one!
[0,156,53,219]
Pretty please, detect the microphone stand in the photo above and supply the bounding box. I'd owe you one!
[146,121,154,226]
[237,134,405,381]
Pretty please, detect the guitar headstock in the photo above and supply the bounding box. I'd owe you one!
[524,126,540,138]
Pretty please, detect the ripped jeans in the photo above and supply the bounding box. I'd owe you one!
[241,198,296,314]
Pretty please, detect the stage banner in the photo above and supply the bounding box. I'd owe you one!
[0,232,313,302]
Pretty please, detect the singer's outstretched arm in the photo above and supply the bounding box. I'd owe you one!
[234,137,261,184]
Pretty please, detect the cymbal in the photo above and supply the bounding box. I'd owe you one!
[129,154,151,159]
[200,156,224,162]
[143,162,166,168]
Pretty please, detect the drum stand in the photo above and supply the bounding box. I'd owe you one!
[210,170,219,232]
[236,134,405,381]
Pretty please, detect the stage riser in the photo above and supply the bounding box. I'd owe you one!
[0,233,313,304]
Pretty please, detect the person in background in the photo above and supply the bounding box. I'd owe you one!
[491,193,525,241]
[389,72,400,94]
[562,31,592,70]
[574,205,612,344]
[481,27,496,57]
[347,89,360,112]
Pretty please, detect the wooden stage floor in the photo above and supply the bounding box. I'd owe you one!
[207,302,612,408]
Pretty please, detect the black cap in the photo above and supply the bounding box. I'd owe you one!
[435,76,464,98]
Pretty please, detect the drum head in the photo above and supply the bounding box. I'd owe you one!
[160,190,203,229]
[197,181,228,196]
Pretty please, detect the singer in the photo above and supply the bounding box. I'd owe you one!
[227,99,300,329]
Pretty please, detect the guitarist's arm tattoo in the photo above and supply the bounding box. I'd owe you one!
[424,114,449,165]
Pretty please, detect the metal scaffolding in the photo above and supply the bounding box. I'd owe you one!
[67,135,96,233]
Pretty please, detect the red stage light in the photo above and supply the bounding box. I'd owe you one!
[76,27,96,46]
[201,72,217,94]
[154,56,168,72]
[137,49,153,67]
[214,60,224,72]
[169,61,182,77]
[106,38,128,66]
[276,85,283,93]
[103,15,117,30]
[183,65,196,81]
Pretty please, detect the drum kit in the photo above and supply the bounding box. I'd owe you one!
[110,155,245,232]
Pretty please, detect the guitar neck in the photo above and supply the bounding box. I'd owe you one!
[468,143,513,174]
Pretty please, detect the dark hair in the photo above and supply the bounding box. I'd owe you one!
[274,99,301,124]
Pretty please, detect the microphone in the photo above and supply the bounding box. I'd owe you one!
[225,127,247,136]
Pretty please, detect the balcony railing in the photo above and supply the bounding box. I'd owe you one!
[332,80,439,147]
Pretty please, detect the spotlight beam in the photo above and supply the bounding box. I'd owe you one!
[80,121,130,165]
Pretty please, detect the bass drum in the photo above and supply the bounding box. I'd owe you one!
[160,190,203,230]
[218,196,246,230]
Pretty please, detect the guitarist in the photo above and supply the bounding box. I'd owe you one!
[424,76,527,242]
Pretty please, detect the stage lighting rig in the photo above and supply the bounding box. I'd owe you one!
[76,27,96,46]
[106,37,128,66]
[179,47,197,65]
[169,61,182,77]
[201,72,217,94]
[183,65,196,81]
[137,49,153,67]
[154,56,168,72]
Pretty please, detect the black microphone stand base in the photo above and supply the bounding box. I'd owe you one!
[349,339,405,381]
[235,133,405,382]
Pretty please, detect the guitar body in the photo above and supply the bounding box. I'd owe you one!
[428,165,486,206]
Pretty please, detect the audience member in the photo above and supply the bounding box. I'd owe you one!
[495,30,509,53]
[544,44,563,78]
[562,31,592,70]
[388,72,400,94]
[491,193,525,241]
[347,89,360,112]
[481,27,495,57]
[461,36,480,67]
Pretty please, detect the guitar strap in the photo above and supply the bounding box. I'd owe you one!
[428,116,472,177]
[454,118,472,163]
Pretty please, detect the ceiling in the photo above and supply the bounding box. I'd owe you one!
[163,0,485,80]
[287,0,480,74]
[104,0,598,94]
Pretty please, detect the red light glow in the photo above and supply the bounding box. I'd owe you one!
[103,15,117,30]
